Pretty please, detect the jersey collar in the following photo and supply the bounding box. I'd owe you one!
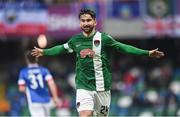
[28,64,39,68]
[81,31,97,39]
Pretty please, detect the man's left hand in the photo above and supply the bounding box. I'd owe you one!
[149,48,165,58]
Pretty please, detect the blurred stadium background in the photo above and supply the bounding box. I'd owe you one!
[0,0,180,116]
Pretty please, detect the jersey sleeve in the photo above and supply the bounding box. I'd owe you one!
[43,38,74,56]
[43,45,67,56]
[43,68,53,81]
[103,33,149,56]
[18,70,26,85]
[63,37,74,53]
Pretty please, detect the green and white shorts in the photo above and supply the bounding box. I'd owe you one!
[76,89,111,116]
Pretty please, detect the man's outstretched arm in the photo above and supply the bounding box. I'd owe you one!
[31,45,67,57]
[104,34,164,58]
[113,42,164,58]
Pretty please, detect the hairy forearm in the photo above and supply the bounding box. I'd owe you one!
[43,45,66,56]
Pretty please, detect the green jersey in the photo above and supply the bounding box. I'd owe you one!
[43,31,149,91]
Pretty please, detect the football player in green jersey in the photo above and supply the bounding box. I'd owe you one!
[32,9,164,117]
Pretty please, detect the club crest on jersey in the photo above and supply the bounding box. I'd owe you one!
[94,40,100,47]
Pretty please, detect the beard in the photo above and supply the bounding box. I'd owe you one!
[81,25,94,34]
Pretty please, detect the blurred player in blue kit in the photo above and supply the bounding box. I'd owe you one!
[18,51,60,117]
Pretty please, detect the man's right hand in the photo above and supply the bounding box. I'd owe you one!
[31,46,43,57]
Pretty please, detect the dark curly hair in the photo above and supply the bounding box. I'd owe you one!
[78,8,96,20]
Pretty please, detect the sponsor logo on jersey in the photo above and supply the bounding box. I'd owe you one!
[80,49,95,58]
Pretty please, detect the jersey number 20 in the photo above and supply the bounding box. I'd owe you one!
[29,73,44,89]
